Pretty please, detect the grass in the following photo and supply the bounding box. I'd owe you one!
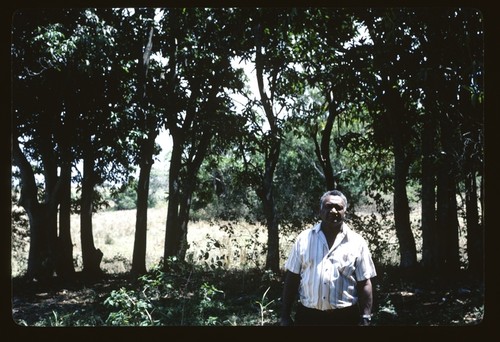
[62,205,294,275]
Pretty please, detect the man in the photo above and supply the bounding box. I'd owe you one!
[280,189,377,326]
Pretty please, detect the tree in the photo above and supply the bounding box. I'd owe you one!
[12,9,82,280]
[155,8,246,264]
[12,8,136,279]
[362,8,420,270]
[360,8,484,274]
[416,8,484,274]
[233,8,309,272]
[104,8,162,276]
[69,9,134,277]
[292,8,363,191]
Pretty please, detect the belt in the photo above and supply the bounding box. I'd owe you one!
[299,303,357,313]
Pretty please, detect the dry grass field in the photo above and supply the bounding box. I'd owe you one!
[60,205,297,275]
[12,199,468,278]
[12,202,462,277]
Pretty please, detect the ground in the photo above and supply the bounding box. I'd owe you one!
[10,266,485,327]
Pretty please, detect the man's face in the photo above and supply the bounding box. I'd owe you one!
[320,195,346,225]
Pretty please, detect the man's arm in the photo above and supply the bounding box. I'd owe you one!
[357,278,373,325]
[280,270,300,326]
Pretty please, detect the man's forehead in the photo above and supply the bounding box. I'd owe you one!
[323,195,344,205]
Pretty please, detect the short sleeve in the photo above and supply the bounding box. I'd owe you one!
[354,239,377,281]
[284,235,303,274]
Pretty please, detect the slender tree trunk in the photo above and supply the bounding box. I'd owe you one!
[165,123,213,263]
[132,15,156,275]
[312,97,340,190]
[56,162,75,278]
[421,112,438,271]
[447,183,461,271]
[178,128,213,260]
[132,160,152,275]
[389,129,419,272]
[465,168,483,275]
[436,117,460,274]
[260,155,280,272]
[40,144,59,278]
[383,87,418,270]
[393,146,418,270]
[164,137,183,263]
[458,83,484,277]
[177,191,192,261]
[254,20,282,273]
[467,166,484,275]
[80,151,103,277]
[436,173,461,273]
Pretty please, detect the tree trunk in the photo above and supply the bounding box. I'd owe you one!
[254,21,282,273]
[436,171,460,274]
[436,118,460,274]
[383,87,418,270]
[393,145,418,270]
[420,112,438,271]
[260,157,280,272]
[177,190,192,261]
[313,96,340,190]
[132,160,152,275]
[164,137,183,263]
[26,204,52,280]
[80,152,103,277]
[40,140,59,278]
[164,122,213,263]
[132,19,156,275]
[458,84,484,277]
[56,162,75,278]
[13,142,54,281]
[465,167,483,275]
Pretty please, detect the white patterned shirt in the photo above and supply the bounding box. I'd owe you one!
[284,222,377,310]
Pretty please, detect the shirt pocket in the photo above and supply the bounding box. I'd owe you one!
[338,252,356,278]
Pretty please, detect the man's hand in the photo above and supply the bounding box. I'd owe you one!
[358,316,372,326]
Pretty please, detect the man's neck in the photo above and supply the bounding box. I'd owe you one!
[321,222,342,248]
[321,221,342,234]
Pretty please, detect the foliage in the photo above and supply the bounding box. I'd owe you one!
[191,154,264,223]
[110,180,138,211]
[349,212,398,266]
[104,287,160,326]
[101,258,282,326]
[255,286,275,326]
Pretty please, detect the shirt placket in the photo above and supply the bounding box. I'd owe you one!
[318,230,337,310]
[320,230,346,310]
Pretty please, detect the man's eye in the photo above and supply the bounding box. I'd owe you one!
[326,205,342,210]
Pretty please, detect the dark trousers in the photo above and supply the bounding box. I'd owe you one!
[294,303,360,326]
